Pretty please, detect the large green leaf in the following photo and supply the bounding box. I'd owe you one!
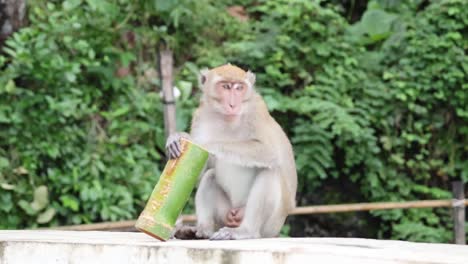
[30,186,49,212]
[37,208,56,224]
[348,9,397,43]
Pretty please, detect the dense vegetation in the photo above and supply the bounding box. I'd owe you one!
[0,0,466,243]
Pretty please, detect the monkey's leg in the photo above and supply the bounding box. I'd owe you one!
[195,169,231,239]
[210,169,285,240]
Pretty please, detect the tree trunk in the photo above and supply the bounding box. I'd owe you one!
[0,0,26,45]
[159,46,176,139]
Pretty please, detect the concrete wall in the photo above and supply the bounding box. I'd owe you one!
[1,230,467,264]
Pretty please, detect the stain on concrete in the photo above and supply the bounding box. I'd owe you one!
[220,249,239,264]
[150,246,162,261]
[272,251,287,264]
[138,246,151,261]
[0,242,4,263]
[187,248,218,263]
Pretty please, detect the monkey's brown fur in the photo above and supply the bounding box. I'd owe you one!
[210,64,247,81]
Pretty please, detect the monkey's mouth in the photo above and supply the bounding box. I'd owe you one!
[224,108,241,116]
[223,113,241,122]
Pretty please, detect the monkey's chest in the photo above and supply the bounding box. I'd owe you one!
[215,160,256,207]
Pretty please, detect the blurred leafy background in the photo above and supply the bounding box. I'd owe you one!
[0,0,466,243]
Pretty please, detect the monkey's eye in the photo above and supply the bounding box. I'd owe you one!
[222,83,231,90]
[236,84,244,91]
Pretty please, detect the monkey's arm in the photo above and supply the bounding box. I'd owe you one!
[205,140,277,168]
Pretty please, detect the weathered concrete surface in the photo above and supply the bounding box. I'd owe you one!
[0,230,467,264]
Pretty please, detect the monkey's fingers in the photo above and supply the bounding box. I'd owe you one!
[168,142,181,159]
[165,133,186,158]
[173,140,182,156]
[167,144,176,159]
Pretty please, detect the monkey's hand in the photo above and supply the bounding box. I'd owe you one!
[165,132,191,159]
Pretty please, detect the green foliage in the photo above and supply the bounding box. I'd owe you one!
[0,0,240,229]
[213,0,465,242]
[0,0,166,228]
[1,0,467,243]
[367,0,468,241]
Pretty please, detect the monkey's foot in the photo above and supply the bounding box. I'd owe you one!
[195,226,214,239]
[172,225,215,240]
[210,227,257,240]
[210,227,235,240]
[195,229,213,239]
[172,225,197,240]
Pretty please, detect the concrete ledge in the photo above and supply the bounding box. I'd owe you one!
[1,230,467,263]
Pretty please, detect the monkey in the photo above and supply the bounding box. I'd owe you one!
[166,64,297,240]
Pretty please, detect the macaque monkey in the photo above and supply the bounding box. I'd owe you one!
[166,64,297,240]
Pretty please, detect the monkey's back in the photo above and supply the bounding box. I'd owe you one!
[253,95,298,211]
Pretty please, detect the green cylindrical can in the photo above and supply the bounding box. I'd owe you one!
[135,139,208,241]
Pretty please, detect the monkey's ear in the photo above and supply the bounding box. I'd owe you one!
[246,71,256,87]
[199,69,209,86]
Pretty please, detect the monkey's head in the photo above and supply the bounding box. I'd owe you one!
[200,64,256,119]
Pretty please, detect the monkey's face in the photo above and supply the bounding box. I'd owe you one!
[213,80,248,117]
[200,64,256,120]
